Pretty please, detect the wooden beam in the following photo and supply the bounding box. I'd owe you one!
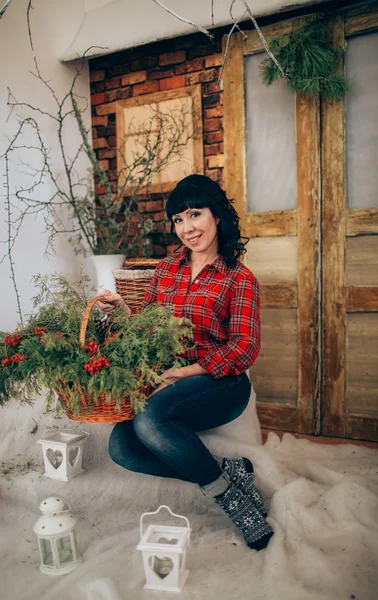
[321,15,347,438]
[346,4,378,36]
[260,282,297,307]
[242,15,313,55]
[244,210,297,238]
[346,207,378,236]
[296,93,321,435]
[257,403,298,432]
[346,414,378,443]
[222,33,247,230]
[347,286,378,312]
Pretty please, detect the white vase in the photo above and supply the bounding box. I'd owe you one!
[86,254,125,294]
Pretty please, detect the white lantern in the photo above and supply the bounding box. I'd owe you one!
[33,497,82,576]
[38,429,90,482]
[137,505,191,593]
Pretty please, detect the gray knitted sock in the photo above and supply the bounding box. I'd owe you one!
[222,457,267,517]
[214,480,274,551]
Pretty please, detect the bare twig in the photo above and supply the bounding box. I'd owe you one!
[0,0,12,18]
[242,0,287,79]
[27,0,34,51]
[211,0,215,26]
[151,0,214,39]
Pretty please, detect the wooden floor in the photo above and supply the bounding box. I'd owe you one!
[261,429,378,449]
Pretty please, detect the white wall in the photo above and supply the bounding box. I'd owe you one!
[65,0,325,61]
[0,0,89,331]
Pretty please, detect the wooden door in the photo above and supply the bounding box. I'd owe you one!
[321,6,378,442]
[223,18,321,435]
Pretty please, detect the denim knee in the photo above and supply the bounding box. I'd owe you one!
[133,410,172,454]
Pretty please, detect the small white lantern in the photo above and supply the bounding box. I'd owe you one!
[137,505,191,593]
[33,496,82,576]
[38,429,90,482]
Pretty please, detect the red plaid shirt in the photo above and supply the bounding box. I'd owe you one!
[140,248,260,378]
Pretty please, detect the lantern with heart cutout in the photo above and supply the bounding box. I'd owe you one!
[38,429,90,482]
[137,505,191,593]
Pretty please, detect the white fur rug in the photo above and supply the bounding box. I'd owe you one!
[1,390,378,600]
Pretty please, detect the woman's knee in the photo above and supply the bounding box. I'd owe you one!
[108,422,139,470]
[133,409,159,443]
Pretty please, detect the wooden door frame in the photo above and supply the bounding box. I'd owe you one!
[222,17,321,435]
[321,3,378,440]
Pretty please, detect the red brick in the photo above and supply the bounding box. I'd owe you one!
[108,170,117,181]
[108,63,131,77]
[204,118,222,133]
[205,54,223,68]
[107,136,116,147]
[93,81,105,93]
[205,131,224,144]
[121,71,147,86]
[165,221,173,233]
[130,213,142,223]
[133,81,159,96]
[93,137,108,149]
[95,185,107,195]
[92,129,97,139]
[153,211,166,222]
[159,75,185,91]
[204,81,222,95]
[105,77,121,90]
[188,42,222,60]
[90,70,105,82]
[109,158,117,170]
[186,69,217,86]
[205,168,222,183]
[105,90,117,102]
[178,58,204,73]
[206,154,224,169]
[117,87,132,100]
[99,160,109,171]
[146,200,164,212]
[205,106,223,119]
[203,94,220,108]
[98,147,116,159]
[159,51,186,66]
[91,93,105,106]
[219,142,224,153]
[131,56,158,71]
[204,144,219,156]
[92,116,108,127]
[149,68,175,80]
[137,201,146,213]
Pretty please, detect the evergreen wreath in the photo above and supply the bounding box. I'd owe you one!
[261,20,350,100]
[0,273,194,416]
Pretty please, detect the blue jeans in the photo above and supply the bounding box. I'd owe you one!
[108,373,251,489]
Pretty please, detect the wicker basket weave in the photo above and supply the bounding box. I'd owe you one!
[113,258,159,311]
[57,295,151,424]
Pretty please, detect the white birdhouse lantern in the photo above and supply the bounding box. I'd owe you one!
[38,429,90,481]
[137,505,191,593]
[33,497,82,576]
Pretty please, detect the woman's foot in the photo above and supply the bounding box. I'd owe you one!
[222,457,267,517]
[214,480,274,551]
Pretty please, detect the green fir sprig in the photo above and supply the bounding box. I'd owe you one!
[0,274,194,416]
[261,21,350,100]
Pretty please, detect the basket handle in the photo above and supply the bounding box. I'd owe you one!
[79,295,106,349]
[140,505,191,543]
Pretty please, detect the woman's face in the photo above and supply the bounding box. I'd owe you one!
[172,207,219,255]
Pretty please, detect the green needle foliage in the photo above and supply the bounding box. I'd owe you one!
[261,21,350,100]
[0,274,194,417]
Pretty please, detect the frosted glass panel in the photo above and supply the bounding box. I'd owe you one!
[346,33,378,209]
[245,53,297,213]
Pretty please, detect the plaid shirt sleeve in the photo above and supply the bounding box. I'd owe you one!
[197,274,261,378]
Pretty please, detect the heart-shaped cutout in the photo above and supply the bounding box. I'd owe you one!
[157,537,178,545]
[68,446,79,467]
[149,555,174,579]
[46,448,63,469]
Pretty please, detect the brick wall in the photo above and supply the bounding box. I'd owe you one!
[89,30,225,258]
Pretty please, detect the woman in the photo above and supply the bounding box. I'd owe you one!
[99,174,274,551]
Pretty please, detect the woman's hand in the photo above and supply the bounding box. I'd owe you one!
[149,363,209,397]
[149,367,186,397]
[97,291,131,316]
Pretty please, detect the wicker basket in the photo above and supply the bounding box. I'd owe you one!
[57,295,151,423]
[113,258,160,311]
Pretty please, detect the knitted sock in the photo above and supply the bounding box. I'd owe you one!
[222,457,267,518]
[214,480,274,551]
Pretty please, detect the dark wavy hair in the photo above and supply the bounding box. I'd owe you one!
[165,174,248,268]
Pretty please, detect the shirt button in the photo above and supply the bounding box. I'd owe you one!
[194,279,199,284]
